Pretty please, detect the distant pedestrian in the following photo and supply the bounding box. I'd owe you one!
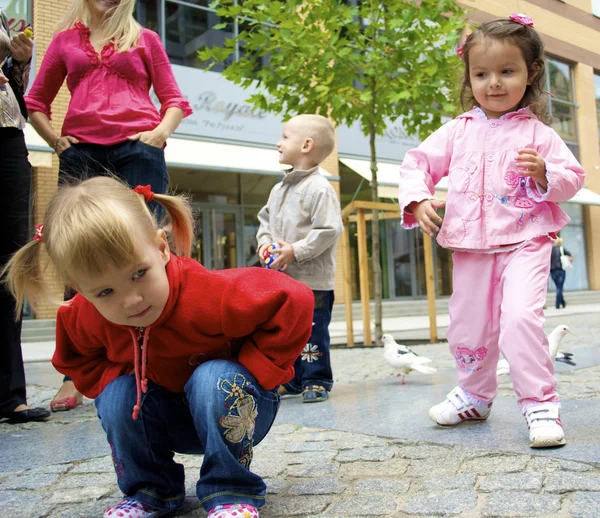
[398,14,585,448]
[2,176,314,518]
[550,236,573,309]
[257,114,343,403]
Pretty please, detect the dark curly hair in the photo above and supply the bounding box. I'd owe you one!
[459,18,550,125]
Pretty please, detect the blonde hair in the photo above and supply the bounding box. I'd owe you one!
[57,0,142,52]
[1,176,194,317]
[290,114,335,163]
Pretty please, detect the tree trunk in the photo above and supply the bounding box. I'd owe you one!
[369,123,383,345]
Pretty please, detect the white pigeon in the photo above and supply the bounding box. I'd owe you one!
[382,334,438,384]
[496,324,574,377]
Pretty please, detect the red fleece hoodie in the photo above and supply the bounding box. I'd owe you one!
[52,255,314,403]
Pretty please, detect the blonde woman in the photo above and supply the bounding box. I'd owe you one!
[25,0,192,412]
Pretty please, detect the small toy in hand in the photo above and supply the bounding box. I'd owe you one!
[23,26,33,38]
[263,243,280,270]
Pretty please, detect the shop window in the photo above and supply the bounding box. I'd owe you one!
[594,0,600,18]
[547,57,578,157]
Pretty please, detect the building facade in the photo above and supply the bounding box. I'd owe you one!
[5,0,600,318]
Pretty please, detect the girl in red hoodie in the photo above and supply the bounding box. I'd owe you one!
[3,176,314,518]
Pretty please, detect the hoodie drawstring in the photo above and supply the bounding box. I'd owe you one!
[132,327,150,420]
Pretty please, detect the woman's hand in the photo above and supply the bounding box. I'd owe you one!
[409,199,445,238]
[0,69,7,85]
[128,128,168,149]
[55,136,80,155]
[8,32,33,63]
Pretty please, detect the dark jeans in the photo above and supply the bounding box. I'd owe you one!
[0,129,31,414]
[59,139,168,384]
[95,360,279,512]
[551,269,566,308]
[283,290,334,392]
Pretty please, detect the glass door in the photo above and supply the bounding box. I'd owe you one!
[192,205,243,270]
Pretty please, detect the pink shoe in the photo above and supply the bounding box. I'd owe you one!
[103,497,170,517]
[207,503,259,518]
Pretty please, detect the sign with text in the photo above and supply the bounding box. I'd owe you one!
[1,0,28,32]
[167,65,420,162]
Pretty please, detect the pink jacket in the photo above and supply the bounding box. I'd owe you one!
[398,108,585,250]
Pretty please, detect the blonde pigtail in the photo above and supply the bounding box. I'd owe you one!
[153,193,194,258]
[1,239,48,320]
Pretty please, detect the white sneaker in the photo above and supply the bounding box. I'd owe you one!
[524,403,566,448]
[429,386,492,426]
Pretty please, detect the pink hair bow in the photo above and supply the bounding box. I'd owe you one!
[509,13,534,28]
[33,224,44,242]
[457,36,469,58]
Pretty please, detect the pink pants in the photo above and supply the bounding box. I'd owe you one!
[447,236,559,409]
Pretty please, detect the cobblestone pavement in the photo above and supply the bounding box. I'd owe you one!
[1,313,600,517]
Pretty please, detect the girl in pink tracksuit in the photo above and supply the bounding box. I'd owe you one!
[398,14,585,448]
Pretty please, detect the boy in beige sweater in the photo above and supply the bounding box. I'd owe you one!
[257,114,342,402]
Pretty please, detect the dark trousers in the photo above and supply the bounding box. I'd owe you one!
[59,139,169,384]
[550,269,566,308]
[283,290,334,392]
[0,129,31,414]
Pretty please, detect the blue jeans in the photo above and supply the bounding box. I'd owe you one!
[94,360,280,512]
[58,139,168,199]
[550,269,566,308]
[283,290,334,392]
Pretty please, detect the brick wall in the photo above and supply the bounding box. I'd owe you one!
[31,0,70,318]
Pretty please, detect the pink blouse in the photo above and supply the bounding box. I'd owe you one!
[25,23,192,146]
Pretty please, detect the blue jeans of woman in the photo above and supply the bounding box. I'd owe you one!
[94,360,280,512]
[283,290,334,393]
[550,269,566,308]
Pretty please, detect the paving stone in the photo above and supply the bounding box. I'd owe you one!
[46,486,114,504]
[52,472,117,489]
[270,424,303,435]
[47,498,116,517]
[328,495,397,515]
[482,492,561,517]
[287,462,340,477]
[461,455,530,474]
[544,472,600,493]
[177,454,204,469]
[285,441,338,453]
[402,490,477,516]
[353,477,411,494]
[479,472,543,492]
[570,491,600,518]
[0,489,48,510]
[266,495,333,516]
[252,456,287,478]
[28,463,73,475]
[70,456,114,473]
[337,434,390,448]
[265,478,287,494]
[288,477,347,495]
[338,459,410,477]
[336,447,394,463]
[530,457,593,472]
[286,451,339,465]
[406,457,461,477]
[292,431,349,442]
[0,472,60,490]
[417,474,477,492]
[394,444,451,460]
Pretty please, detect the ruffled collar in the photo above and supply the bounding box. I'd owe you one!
[457,106,536,122]
[74,22,116,62]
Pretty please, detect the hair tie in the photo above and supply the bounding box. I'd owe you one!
[509,13,534,28]
[457,36,469,58]
[33,224,44,243]
[133,185,155,203]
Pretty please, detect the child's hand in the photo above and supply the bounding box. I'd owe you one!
[409,199,445,238]
[270,240,295,272]
[516,148,547,189]
[257,244,268,267]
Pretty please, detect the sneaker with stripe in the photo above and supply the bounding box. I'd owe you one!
[524,402,566,448]
[429,386,492,426]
